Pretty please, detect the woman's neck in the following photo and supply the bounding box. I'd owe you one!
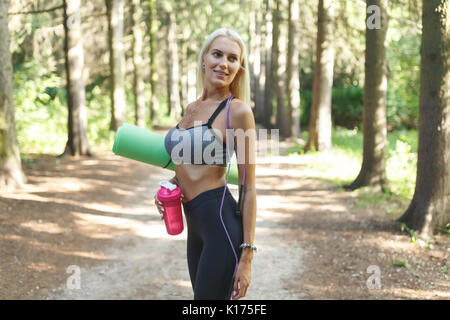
[201,85,232,102]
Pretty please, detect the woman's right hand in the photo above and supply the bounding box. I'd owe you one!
[154,193,165,219]
[154,177,184,219]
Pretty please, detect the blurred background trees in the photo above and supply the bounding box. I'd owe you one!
[0,0,26,189]
[6,0,423,149]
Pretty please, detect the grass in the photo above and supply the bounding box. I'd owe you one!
[392,260,410,268]
[286,126,417,218]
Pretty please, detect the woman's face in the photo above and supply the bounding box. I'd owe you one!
[202,36,242,90]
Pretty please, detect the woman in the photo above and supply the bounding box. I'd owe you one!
[154,28,256,300]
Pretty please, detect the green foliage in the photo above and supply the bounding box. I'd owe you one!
[401,223,435,249]
[290,127,417,212]
[13,61,68,155]
[355,187,398,211]
[386,31,420,130]
[14,61,126,155]
[85,85,115,150]
[288,127,363,188]
[331,87,364,129]
[401,223,418,243]
[300,87,364,130]
[299,89,312,127]
[392,260,410,268]
[299,15,421,132]
[386,132,417,197]
[440,223,450,235]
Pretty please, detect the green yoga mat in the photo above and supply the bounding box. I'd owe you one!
[112,123,239,185]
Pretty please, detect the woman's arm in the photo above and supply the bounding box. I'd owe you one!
[229,100,257,299]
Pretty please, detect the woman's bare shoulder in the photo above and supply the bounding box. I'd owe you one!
[230,98,252,116]
[229,98,254,128]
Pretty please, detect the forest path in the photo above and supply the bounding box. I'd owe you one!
[1,137,448,300]
[41,145,309,299]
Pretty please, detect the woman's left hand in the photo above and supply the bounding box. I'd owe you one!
[231,260,252,300]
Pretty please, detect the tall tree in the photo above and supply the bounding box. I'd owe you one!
[179,39,188,112]
[263,0,273,129]
[131,0,145,128]
[286,0,301,139]
[165,4,181,120]
[0,0,26,189]
[304,0,335,152]
[251,0,266,124]
[106,0,126,131]
[344,0,388,191]
[248,0,259,109]
[148,0,158,127]
[274,0,288,137]
[61,0,92,157]
[398,0,449,237]
[268,0,283,132]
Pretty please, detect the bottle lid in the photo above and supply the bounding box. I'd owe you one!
[159,180,177,192]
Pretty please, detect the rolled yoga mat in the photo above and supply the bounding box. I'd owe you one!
[112,123,239,185]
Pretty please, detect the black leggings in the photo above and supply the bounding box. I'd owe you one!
[182,185,243,300]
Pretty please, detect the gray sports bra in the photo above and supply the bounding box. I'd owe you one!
[164,97,235,167]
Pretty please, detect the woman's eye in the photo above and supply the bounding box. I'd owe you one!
[213,52,237,62]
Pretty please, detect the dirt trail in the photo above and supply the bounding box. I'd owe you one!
[1,139,448,300]
[43,155,308,300]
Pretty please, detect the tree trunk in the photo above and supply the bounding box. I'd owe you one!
[0,0,26,189]
[269,0,282,132]
[286,0,301,139]
[177,21,186,115]
[398,0,450,237]
[179,46,187,113]
[344,0,388,192]
[263,0,273,129]
[166,8,181,119]
[248,0,259,110]
[253,0,266,125]
[61,0,92,157]
[274,0,288,138]
[148,0,158,127]
[304,0,334,152]
[131,0,145,128]
[106,0,126,131]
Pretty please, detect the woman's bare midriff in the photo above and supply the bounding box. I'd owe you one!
[175,164,227,203]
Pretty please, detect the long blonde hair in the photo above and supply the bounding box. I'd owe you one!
[196,28,251,106]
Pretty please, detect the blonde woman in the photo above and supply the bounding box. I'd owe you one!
[155,28,256,300]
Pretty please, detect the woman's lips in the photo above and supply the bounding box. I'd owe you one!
[214,70,228,78]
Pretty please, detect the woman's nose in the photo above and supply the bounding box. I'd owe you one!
[218,59,228,70]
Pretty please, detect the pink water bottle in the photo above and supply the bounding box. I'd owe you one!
[157,180,184,235]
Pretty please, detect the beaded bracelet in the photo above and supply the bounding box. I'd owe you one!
[239,243,257,252]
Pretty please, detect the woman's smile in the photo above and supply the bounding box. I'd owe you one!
[214,70,228,78]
